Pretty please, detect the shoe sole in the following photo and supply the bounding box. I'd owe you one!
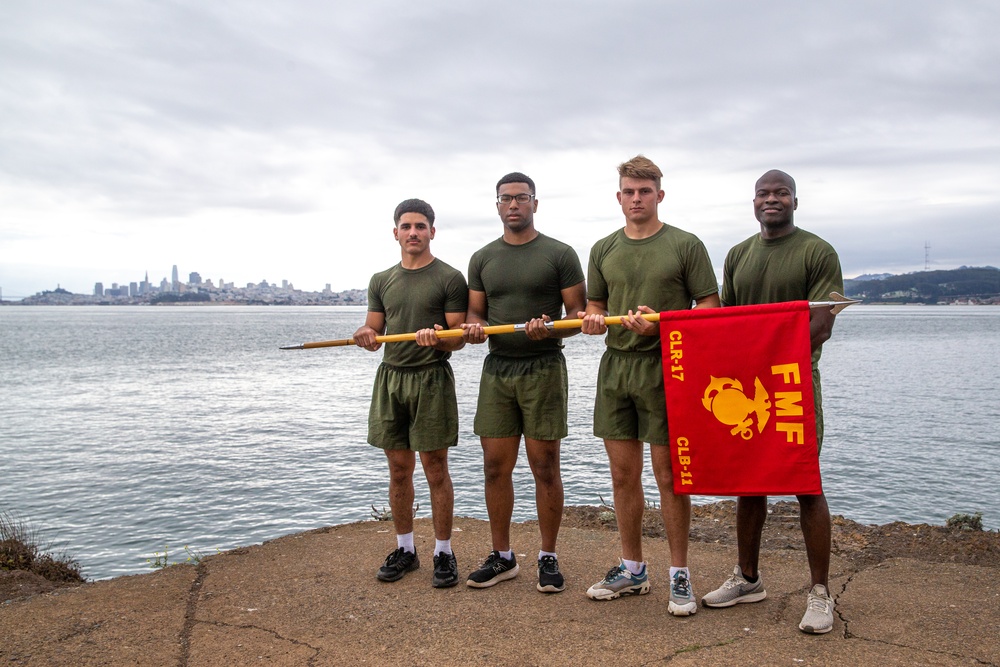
[466,563,520,588]
[668,600,697,616]
[799,622,833,634]
[585,581,650,600]
[702,590,767,608]
[537,582,565,593]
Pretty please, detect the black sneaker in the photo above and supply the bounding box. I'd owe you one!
[376,547,419,582]
[537,555,565,593]
[432,552,459,588]
[466,551,519,588]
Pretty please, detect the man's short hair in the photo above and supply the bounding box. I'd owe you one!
[618,155,663,190]
[393,198,435,226]
[496,172,536,195]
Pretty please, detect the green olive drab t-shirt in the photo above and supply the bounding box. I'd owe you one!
[721,227,843,365]
[467,232,585,358]
[587,224,718,354]
[367,258,468,367]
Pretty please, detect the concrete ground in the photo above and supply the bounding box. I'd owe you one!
[2,515,998,666]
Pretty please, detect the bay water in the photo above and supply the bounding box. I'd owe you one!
[1,305,997,580]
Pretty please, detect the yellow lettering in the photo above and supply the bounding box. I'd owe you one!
[776,423,804,444]
[669,331,682,341]
[771,363,801,385]
[774,391,804,417]
[679,456,691,466]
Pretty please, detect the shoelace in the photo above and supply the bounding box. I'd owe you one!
[539,556,558,574]
[807,593,831,612]
[672,573,691,596]
[603,565,626,582]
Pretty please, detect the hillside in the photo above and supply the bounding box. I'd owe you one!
[845,266,1000,304]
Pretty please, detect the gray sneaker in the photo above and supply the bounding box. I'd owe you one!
[702,565,767,608]
[586,560,650,600]
[799,584,834,634]
[668,570,697,616]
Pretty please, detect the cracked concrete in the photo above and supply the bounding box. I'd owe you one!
[2,516,997,666]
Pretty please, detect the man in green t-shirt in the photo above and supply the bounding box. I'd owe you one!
[461,172,587,594]
[702,170,843,635]
[581,156,719,616]
[354,198,469,589]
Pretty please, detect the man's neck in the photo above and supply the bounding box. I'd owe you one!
[503,226,539,246]
[759,222,796,240]
[623,218,663,240]
[400,252,435,270]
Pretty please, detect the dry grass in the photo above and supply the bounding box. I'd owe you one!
[0,511,84,583]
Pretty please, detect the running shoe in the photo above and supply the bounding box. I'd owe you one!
[585,560,650,600]
[668,569,697,616]
[432,551,459,588]
[799,584,835,634]
[537,555,565,593]
[376,547,419,582]
[466,551,519,588]
[702,565,767,607]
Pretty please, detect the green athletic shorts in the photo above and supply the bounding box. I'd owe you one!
[368,361,458,452]
[594,348,669,444]
[474,352,568,441]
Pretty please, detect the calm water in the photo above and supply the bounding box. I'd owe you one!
[1,305,998,579]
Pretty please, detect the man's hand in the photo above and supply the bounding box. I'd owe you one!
[621,305,658,336]
[415,324,444,347]
[353,325,382,351]
[579,310,608,336]
[461,322,487,345]
[524,314,552,340]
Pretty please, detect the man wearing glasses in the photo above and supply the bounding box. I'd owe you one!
[462,172,587,594]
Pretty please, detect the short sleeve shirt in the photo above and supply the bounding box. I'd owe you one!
[368,258,468,367]
[588,224,719,353]
[468,232,585,358]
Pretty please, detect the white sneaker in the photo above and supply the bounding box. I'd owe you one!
[799,584,834,634]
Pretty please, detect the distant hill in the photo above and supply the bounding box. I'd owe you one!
[845,266,1000,304]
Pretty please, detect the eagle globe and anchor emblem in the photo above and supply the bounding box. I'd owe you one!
[701,376,771,439]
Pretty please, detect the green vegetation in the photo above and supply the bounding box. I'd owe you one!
[946,512,984,532]
[146,544,212,569]
[845,266,1000,304]
[0,511,84,583]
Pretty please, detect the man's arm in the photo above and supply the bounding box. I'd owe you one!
[809,307,836,352]
[524,281,588,340]
[353,311,386,351]
[693,293,720,309]
[461,289,488,344]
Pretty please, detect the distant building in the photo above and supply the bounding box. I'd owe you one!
[189,272,202,285]
[94,282,104,296]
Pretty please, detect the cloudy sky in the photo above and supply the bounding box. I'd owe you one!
[2,1,998,298]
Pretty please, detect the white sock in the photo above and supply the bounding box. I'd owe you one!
[498,549,514,561]
[623,558,645,575]
[538,550,557,561]
[397,532,415,554]
[435,539,452,556]
[670,566,690,579]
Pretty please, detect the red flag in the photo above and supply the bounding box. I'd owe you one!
[660,301,821,496]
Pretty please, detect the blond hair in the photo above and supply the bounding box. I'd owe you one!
[617,155,663,190]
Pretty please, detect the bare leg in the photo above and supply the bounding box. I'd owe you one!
[736,495,768,579]
[481,436,520,551]
[419,449,454,541]
[650,444,690,567]
[525,438,563,553]
[385,449,416,536]
[603,439,645,562]
[798,493,831,589]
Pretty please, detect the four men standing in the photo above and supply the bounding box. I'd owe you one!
[354,164,842,634]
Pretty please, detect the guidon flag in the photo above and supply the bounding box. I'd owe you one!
[660,301,822,496]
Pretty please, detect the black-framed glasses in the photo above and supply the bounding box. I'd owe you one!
[497,194,535,205]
